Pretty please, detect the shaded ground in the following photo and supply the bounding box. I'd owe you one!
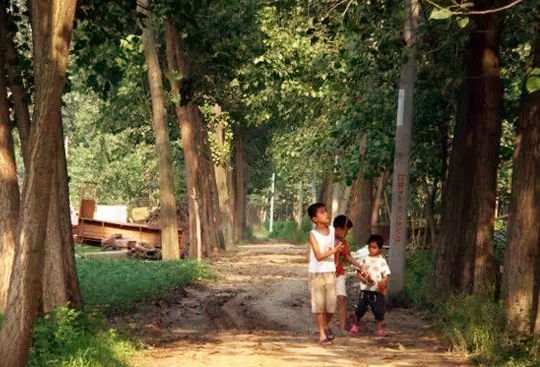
[114,241,471,366]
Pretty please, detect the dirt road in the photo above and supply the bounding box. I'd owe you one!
[123,241,471,367]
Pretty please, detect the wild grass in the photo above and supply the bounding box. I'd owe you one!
[268,219,311,243]
[25,257,212,366]
[77,258,212,311]
[405,248,540,367]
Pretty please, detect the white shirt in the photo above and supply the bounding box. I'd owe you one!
[309,226,336,273]
[358,255,391,291]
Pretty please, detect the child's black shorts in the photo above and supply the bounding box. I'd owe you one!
[355,290,386,321]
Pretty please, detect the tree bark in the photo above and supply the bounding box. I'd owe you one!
[502,34,540,335]
[0,5,31,168]
[294,181,304,230]
[42,131,81,312]
[211,106,233,246]
[348,135,372,245]
[0,42,20,312]
[371,170,389,228]
[0,0,76,364]
[232,127,247,242]
[435,0,503,296]
[138,3,180,260]
[165,22,224,256]
[349,173,373,245]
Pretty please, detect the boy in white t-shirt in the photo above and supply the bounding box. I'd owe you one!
[307,202,344,345]
[349,234,390,337]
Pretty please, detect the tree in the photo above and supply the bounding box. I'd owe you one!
[501,29,540,335]
[165,21,224,256]
[0,23,19,312]
[137,0,180,260]
[435,0,505,296]
[0,0,77,364]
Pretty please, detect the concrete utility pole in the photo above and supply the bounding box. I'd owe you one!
[269,172,276,233]
[388,0,420,302]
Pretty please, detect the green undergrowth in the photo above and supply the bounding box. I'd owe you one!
[77,258,213,311]
[23,257,212,366]
[268,219,310,243]
[405,248,539,367]
[29,306,136,367]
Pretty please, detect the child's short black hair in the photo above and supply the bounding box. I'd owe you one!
[307,202,325,220]
[333,215,353,229]
[367,234,384,249]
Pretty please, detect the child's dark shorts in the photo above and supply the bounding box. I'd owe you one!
[355,290,386,321]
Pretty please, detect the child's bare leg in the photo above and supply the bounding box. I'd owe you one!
[337,296,347,330]
[316,313,328,341]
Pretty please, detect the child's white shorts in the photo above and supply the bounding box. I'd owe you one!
[336,274,347,297]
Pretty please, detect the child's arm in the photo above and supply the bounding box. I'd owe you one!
[345,253,363,270]
[309,232,343,261]
[377,276,389,295]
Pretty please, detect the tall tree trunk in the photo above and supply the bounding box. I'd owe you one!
[165,22,224,256]
[435,0,503,296]
[294,181,304,230]
[42,131,81,312]
[232,126,247,242]
[0,4,31,167]
[502,34,540,335]
[1,0,80,314]
[388,0,419,302]
[211,106,233,246]
[319,171,332,211]
[0,0,76,364]
[0,44,20,312]
[349,174,373,245]
[348,135,372,245]
[138,3,180,260]
[371,170,389,228]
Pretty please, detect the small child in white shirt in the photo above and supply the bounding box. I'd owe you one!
[349,234,391,337]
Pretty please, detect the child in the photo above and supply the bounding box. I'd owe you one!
[333,215,363,335]
[349,234,390,337]
[307,202,344,345]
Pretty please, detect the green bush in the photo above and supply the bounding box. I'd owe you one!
[404,249,539,366]
[29,306,135,367]
[404,249,434,305]
[77,258,212,311]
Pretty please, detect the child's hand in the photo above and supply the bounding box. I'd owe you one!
[377,280,387,294]
[334,242,345,253]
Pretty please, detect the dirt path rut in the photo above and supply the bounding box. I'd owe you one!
[123,241,471,367]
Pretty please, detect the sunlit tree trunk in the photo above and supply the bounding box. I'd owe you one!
[0,45,19,312]
[211,106,234,246]
[232,126,247,242]
[165,22,224,256]
[0,1,76,364]
[435,0,503,296]
[42,131,81,312]
[502,34,540,335]
[138,2,180,260]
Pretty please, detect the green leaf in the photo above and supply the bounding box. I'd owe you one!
[456,16,469,28]
[525,75,540,94]
[429,8,453,20]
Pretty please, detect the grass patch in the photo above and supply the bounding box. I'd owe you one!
[25,257,212,366]
[77,258,212,311]
[268,220,310,243]
[29,306,136,367]
[404,248,540,367]
[74,244,103,256]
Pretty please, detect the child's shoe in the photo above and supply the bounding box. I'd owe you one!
[325,328,335,341]
[348,323,359,337]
